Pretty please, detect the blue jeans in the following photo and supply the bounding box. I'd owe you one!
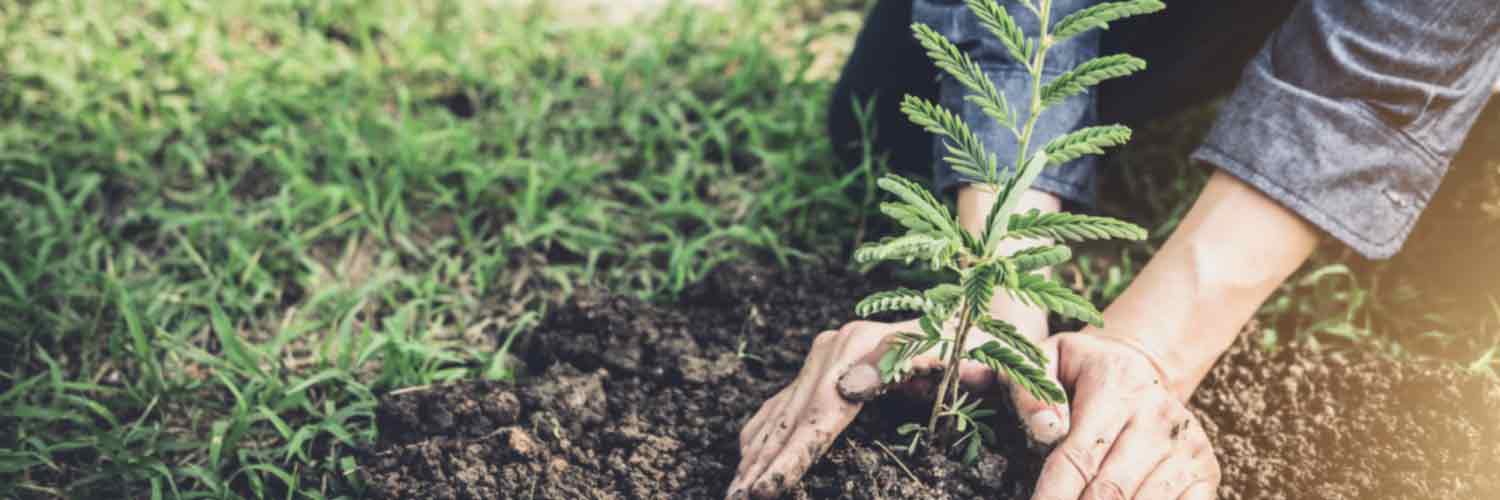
[829,0,1500,259]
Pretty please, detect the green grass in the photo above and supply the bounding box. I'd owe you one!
[1,0,1497,498]
[0,1,876,497]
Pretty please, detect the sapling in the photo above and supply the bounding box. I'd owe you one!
[851,0,1160,461]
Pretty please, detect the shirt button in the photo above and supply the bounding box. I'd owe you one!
[1383,188,1409,208]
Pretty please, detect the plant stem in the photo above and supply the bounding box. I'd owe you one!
[926,0,1057,445]
[1012,0,1053,175]
[926,299,977,435]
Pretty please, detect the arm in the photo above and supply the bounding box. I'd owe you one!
[1029,170,1318,500]
[1091,170,1318,399]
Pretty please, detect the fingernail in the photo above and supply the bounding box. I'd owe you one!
[725,489,746,500]
[836,364,881,401]
[1025,406,1068,445]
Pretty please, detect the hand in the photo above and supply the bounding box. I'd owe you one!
[727,319,1069,499]
[1032,332,1220,500]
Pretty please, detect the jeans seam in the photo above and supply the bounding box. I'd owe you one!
[1195,143,1413,250]
[1345,100,1444,182]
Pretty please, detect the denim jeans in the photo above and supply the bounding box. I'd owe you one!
[829,0,1500,259]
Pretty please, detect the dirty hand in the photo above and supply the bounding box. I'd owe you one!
[1032,332,1219,500]
[726,319,1068,499]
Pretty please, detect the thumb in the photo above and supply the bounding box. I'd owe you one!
[835,336,944,402]
[1003,335,1070,448]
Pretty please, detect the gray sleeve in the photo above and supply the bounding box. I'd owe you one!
[1192,0,1500,259]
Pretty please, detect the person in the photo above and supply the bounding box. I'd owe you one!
[727,1,1500,499]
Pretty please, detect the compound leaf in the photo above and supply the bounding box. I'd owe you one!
[855,288,928,317]
[962,262,1002,318]
[900,96,997,184]
[968,340,1066,404]
[975,317,1047,367]
[1005,210,1147,242]
[1040,54,1145,107]
[1005,274,1103,326]
[1052,0,1165,41]
[912,23,1014,132]
[1009,245,1072,272]
[967,0,1029,66]
[877,175,962,240]
[1043,125,1132,166]
[854,233,956,268]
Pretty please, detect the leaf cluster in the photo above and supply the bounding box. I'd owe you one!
[851,0,1160,457]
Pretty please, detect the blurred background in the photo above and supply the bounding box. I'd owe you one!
[0,0,1496,497]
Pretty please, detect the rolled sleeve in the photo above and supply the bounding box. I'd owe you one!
[1193,0,1500,259]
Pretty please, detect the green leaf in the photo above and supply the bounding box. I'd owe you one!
[1052,0,1166,41]
[962,262,1002,318]
[979,192,1008,252]
[1043,125,1132,166]
[880,332,941,383]
[853,233,955,268]
[976,317,1047,367]
[1005,274,1103,327]
[924,284,963,317]
[880,202,939,235]
[1009,245,1072,272]
[1005,210,1148,242]
[918,313,943,339]
[912,23,1014,132]
[1040,54,1145,107]
[986,151,1050,251]
[876,175,961,238]
[966,0,1029,66]
[899,96,997,183]
[855,288,928,317]
[963,431,983,464]
[968,340,1067,404]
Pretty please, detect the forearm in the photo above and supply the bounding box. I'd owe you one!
[1090,170,1319,400]
[956,186,1060,341]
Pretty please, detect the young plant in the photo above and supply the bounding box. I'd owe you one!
[853,0,1160,458]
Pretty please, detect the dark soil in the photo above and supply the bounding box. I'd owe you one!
[358,264,1500,499]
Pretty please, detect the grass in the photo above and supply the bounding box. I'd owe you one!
[1,0,1496,498]
[0,0,876,497]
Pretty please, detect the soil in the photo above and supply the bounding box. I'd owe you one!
[357,263,1500,499]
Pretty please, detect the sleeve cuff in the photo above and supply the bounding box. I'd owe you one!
[1190,52,1445,260]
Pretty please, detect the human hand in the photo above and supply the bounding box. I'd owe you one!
[726,319,1069,499]
[1031,332,1220,500]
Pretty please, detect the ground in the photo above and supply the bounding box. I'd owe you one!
[1,0,1498,498]
[358,263,1500,499]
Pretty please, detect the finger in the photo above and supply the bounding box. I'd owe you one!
[835,325,935,401]
[1005,336,1069,446]
[1032,355,1130,500]
[729,333,829,497]
[1135,444,1218,500]
[731,380,798,492]
[1079,414,1171,500]
[740,389,790,450]
[747,363,861,499]
[1177,481,1218,500]
[731,330,843,496]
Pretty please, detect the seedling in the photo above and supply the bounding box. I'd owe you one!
[853,0,1160,460]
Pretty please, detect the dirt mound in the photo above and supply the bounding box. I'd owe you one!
[357,264,1500,499]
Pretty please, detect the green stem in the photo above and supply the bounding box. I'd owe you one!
[926,300,976,435]
[1011,0,1054,179]
[927,0,1058,446]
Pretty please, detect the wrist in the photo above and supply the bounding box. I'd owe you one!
[956,185,1061,339]
[1093,171,1318,399]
